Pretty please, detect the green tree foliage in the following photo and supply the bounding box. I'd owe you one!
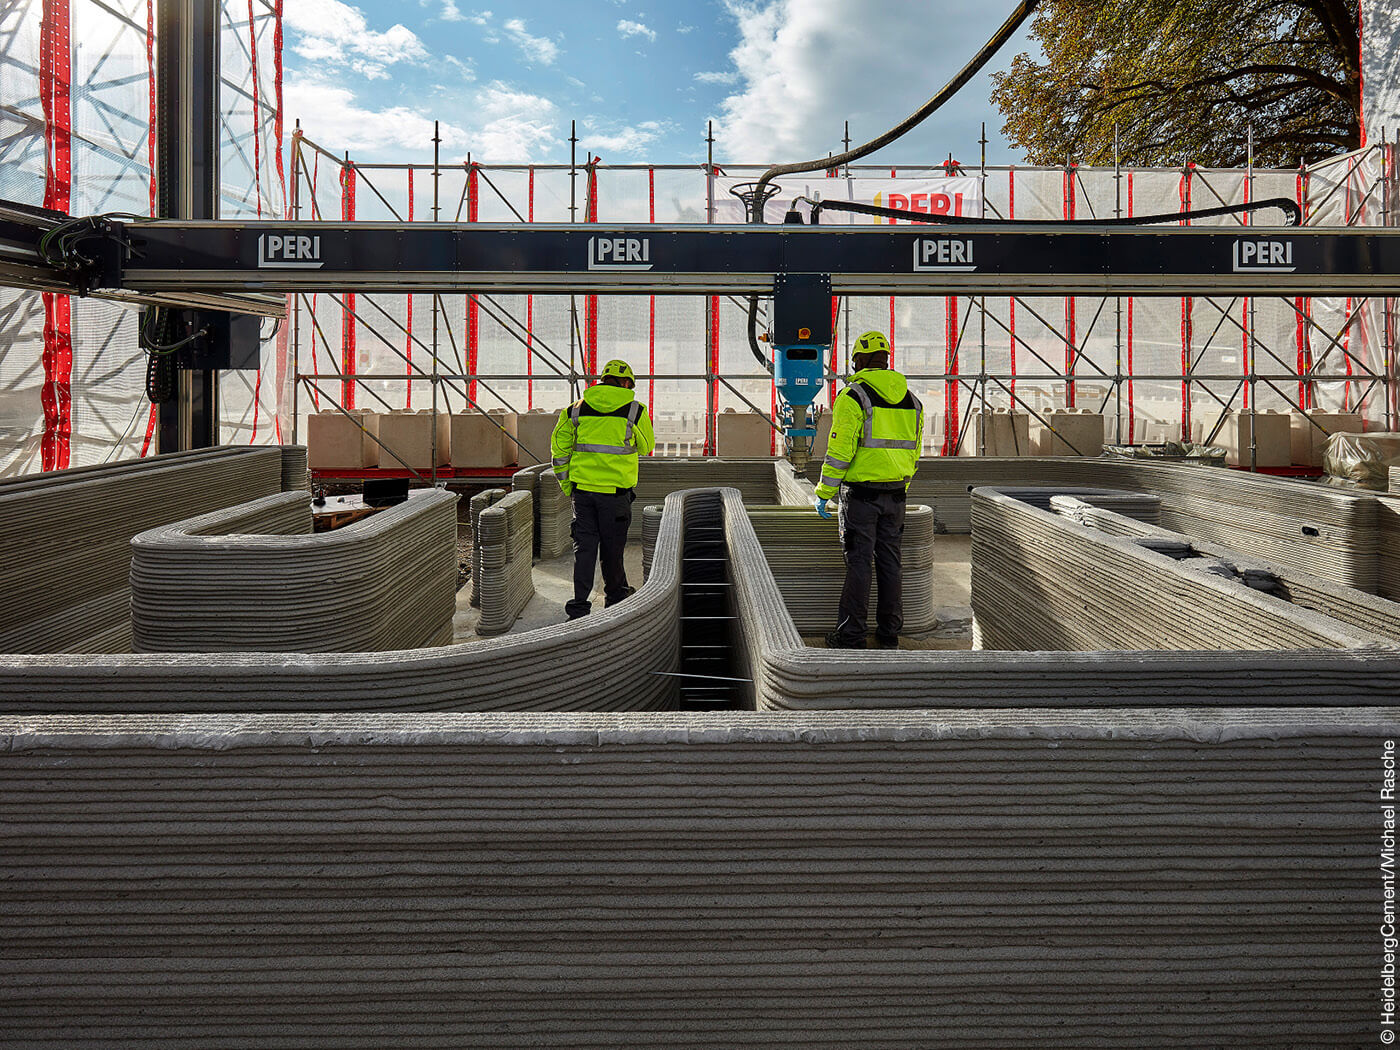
[990,0,1360,167]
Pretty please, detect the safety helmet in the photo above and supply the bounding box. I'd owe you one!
[600,359,635,382]
[853,331,891,357]
[851,330,892,371]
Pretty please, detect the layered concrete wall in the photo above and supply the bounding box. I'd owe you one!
[970,489,1388,652]
[129,490,458,653]
[0,448,286,654]
[475,491,535,636]
[0,709,1391,1047]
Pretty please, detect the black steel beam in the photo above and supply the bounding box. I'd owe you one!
[95,219,1400,297]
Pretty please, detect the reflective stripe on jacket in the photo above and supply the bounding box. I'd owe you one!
[815,368,923,500]
[550,383,656,493]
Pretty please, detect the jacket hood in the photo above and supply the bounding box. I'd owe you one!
[582,383,637,411]
[850,368,908,402]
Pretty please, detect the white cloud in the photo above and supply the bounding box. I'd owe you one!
[283,0,427,79]
[284,74,468,157]
[677,23,696,34]
[694,70,739,85]
[284,75,558,164]
[710,0,1018,163]
[578,119,668,157]
[440,1,465,20]
[502,18,559,65]
[470,82,560,160]
[617,19,656,42]
[470,9,492,25]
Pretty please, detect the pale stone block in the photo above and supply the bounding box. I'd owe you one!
[514,409,559,467]
[1290,411,1364,467]
[1212,410,1292,467]
[451,411,517,468]
[376,409,450,470]
[307,410,379,469]
[716,409,775,457]
[1036,410,1105,457]
[959,410,1031,456]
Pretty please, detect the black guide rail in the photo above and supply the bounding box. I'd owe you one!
[42,215,1400,298]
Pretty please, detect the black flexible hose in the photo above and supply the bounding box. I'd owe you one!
[749,0,1039,224]
[809,195,1303,227]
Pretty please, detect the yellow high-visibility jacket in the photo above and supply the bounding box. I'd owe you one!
[815,368,923,500]
[551,383,655,494]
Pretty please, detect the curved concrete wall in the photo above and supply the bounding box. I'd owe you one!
[130,490,458,654]
[0,448,286,654]
[0,708,1392,1047]
[717,488,1400,710]
[0,492,688,714]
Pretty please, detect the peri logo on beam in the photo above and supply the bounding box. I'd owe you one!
[258,234,324,269]
[912,238,976,272]
[588,236,652,271]
[1232,238,1295,273]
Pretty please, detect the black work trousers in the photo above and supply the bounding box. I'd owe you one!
[568,488,634,618]
[833,485,906,644]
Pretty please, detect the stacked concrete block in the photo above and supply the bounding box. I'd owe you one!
[468,488,508,608]
[475,491,535,636]
[1380,499,1400,599]
[715,408,775,457]
[969,488,1385,653]
[1206,409,1293,467]
[307,410,379,469]
[810,407,834,460]
[631,457,781,537]
[513,409,558,467]
[451,410,517,469]
[0,448,284,654]
[130,489,458,653]
[1292,411,1364,467]
[1034,409,1105,457]
[511,464,570,559]
[745,505,937,636]
[958,409,1031,456]
[376,409,450,470]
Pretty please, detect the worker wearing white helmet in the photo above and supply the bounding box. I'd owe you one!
[814,331,923,649]
[551,359,656,619]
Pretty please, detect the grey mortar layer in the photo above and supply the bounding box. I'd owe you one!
[0,708,1393,1048]
[129,489,458,653]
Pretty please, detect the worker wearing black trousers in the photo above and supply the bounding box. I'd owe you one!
[551,359,656,620]
[813,331,924,649]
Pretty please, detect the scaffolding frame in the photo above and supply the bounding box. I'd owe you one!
[285,123,1398,470]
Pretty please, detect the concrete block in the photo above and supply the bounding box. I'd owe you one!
[959,410,1031,456]
[1291,411,1364,467]
[307,410,379,469]
[716,409,774,458]
[1212,410,1292,467]
[514,410,558,467]
[1036,410,1105,457]
[811,409,834,460]
[376,410,450,470]
[451,411,516,468]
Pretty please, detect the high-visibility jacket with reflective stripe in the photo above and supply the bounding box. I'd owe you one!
[550,383,656,493]
[815,368,923,500]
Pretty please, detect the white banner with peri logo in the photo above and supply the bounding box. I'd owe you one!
[712,176,983,224]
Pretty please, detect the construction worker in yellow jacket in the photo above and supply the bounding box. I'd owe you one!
[813,331,923,649]
[551,359,656,619]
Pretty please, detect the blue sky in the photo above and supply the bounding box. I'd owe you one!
[281,0,1036,167]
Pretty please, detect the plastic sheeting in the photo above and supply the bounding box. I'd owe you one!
[0,0,284,477]
[289,155,1396,456]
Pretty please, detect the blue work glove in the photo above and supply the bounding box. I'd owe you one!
[813,496,833,520]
